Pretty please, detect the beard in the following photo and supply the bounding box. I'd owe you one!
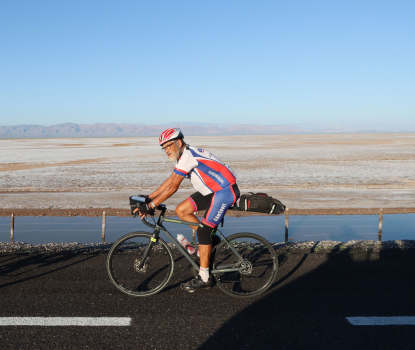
[167,149,180,162]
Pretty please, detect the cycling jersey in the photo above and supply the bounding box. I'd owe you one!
[173,146,237,196]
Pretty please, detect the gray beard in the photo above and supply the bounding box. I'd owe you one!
[168,154,179,163]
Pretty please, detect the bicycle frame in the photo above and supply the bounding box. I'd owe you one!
[140,209,245,275]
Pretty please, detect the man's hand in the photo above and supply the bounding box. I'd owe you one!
[130,195,155,219]
[132,201,155,219]
[133,207,146,219]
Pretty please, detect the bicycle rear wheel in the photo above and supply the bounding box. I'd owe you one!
[212,232,278,298]
[106,232,174,297]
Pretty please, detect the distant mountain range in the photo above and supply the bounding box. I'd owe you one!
[0,122,392,138]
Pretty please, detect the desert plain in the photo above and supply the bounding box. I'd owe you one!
[0,133,414,215]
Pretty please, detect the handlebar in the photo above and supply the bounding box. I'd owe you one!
[129,195,149,204]
[141,204,167,229]
[130,195,167,229]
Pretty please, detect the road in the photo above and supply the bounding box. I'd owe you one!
[1,246,414,349]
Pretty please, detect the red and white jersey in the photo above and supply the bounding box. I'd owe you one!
[174,146,236,195]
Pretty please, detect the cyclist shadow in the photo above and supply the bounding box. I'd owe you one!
[162,254,200,292]
[197,243,415,350]
[0,247,110,289]
[162,241,293,293]
[271,241,320,289]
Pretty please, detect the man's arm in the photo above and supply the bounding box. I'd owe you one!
[149,176,173,200]
[149,172,184,206]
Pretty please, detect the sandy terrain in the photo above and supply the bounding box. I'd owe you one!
[1,133,415,214]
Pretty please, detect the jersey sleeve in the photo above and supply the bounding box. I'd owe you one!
[174,150,198,177]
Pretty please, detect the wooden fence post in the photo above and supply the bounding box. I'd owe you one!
[10,213,15,242]
[285,208,289,243]
[378,209,383,242]
[102,211,106,243]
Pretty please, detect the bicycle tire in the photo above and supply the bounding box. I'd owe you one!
[212,232,278,298]
[106,231,174,297]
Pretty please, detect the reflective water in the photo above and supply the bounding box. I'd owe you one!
[0,214,414,244]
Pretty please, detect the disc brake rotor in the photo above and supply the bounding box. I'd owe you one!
[133,258,149,273]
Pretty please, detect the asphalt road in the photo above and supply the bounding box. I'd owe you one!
[1,247,414,350]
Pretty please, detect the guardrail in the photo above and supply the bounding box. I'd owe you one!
[5,211,111,243]
[283,208,387,242]
[4,208,410,243]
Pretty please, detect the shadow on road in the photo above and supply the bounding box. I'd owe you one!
[198,246,415,350]
[0,248,109,289]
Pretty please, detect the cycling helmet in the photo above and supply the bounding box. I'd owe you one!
[159,128,184,146]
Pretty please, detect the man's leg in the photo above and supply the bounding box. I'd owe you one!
[176,199,215,292]
[197,244,212,269]
[176,199,212,269]
[180,186,239,293]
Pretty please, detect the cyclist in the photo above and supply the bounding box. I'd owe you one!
[135,128,240,293]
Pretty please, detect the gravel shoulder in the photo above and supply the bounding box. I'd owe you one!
[2,239,414,255]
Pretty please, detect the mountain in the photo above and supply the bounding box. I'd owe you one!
[0,122,319,138]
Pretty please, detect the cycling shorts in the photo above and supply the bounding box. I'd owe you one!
[187,184,240,228]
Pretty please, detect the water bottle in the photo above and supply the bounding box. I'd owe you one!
[177,234,196,255]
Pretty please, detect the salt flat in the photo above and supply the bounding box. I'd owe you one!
[1,133,415,210]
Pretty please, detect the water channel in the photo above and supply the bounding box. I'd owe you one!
[0,214,414,244]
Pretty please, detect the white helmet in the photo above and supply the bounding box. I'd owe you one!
[158,128,184,146]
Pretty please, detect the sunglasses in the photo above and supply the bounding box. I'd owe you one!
[161,141,177,151]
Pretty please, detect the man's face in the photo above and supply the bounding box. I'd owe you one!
[162,140,181,162]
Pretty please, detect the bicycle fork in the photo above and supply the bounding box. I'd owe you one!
[135,231,159,271]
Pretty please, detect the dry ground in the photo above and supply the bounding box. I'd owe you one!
[1,133,415,214]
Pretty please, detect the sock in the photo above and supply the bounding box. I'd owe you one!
[199,267,209,283]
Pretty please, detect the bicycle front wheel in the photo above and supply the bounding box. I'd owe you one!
[212,232,278,298]
[106,232,174,297]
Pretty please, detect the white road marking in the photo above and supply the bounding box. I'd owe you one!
[347,316,415,326]
[0,317,131,326]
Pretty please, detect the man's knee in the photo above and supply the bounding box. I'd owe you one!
[176,200,193,218]
[175,204,185,217]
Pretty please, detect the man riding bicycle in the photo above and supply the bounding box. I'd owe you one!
[135,128,240,293]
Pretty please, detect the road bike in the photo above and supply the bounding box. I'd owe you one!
[106,196,279,298]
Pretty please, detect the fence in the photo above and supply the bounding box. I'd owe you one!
[4,208,408,243]
[283,208,386,243]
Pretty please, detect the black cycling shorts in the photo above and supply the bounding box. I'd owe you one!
[187,184,240,228]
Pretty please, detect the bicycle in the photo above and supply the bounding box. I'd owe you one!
[106,195,279,298]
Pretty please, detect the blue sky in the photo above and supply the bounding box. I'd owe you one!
[1,0,414,130]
